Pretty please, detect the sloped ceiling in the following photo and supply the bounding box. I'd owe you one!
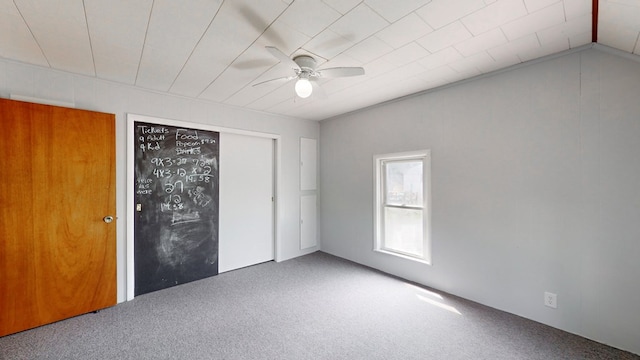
[0,0,637,121]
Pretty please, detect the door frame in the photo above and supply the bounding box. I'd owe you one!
[126,113,281,301]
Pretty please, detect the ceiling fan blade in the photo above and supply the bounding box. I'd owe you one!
[265,46,300,70]
[252,75,296,87]
[318,67,365,78]
[311,81,327,99]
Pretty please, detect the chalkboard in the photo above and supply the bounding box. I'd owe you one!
[134,121,219,296]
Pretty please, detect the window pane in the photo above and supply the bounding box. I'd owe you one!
[384,207,423,257]
[385,160,423,207]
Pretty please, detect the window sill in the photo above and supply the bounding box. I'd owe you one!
[374,248,431,265]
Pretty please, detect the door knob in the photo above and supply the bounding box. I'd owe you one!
[103,216,114,223]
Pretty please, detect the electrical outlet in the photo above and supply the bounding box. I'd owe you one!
[544,292,557,309]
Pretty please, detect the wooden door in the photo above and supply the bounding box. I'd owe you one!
[0,98,116,337]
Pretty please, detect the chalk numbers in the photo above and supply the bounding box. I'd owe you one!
[136,125,218,215]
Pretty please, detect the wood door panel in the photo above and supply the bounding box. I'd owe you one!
[0,99,116,336]
[0,103,37,334]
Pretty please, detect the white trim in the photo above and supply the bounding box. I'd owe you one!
[126,116,135,300]
[373,149,432,265]
[126,113,281,301]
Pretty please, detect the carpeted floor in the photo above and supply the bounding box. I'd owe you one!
[1,251,638,359]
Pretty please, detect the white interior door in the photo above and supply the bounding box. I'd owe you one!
[219,133,274,272]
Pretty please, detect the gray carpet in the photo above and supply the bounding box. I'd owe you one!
[1,252,638,360]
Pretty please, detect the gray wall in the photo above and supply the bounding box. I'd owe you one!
[320,46,640,355]
[0,58,319,303]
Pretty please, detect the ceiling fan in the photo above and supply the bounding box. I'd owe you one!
[253,46,365,98]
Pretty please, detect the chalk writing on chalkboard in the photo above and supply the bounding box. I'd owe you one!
[133,121,219,296]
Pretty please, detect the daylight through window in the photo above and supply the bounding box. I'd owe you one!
[374,150,431,264]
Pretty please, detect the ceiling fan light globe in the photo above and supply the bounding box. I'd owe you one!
[295,78,313,98]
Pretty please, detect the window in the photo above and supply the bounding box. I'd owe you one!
[374,150,431,264]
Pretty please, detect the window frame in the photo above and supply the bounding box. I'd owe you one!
[374,150,431,265]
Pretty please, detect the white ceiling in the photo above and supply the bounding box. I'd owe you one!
[0,0,638,121]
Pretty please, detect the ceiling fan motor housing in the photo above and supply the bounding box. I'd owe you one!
[293,55,317,74]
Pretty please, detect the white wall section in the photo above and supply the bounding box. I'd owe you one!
[319,46,640,355]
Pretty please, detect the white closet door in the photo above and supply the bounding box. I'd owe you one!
[300,137,317,190]
[219,133,274,273]
[300,194,317,249]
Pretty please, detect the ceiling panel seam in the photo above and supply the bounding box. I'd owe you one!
[133,0,155,85]
[81,0,97,77]
[12,0,51,68]
[167,1,225,93]
[202,2,296,102]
